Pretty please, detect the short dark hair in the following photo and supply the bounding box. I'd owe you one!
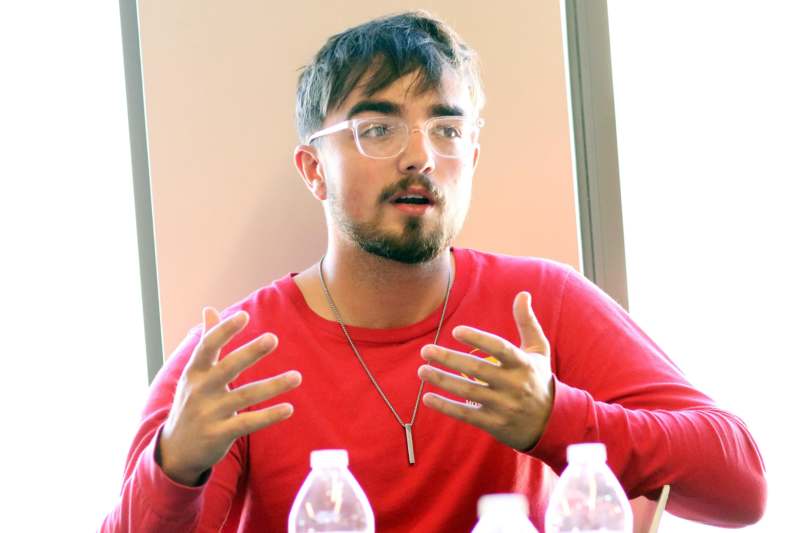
[295,10,484,142]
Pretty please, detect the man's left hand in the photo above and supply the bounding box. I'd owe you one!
[418,291,554,450]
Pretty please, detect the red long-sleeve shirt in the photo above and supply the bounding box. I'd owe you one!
[101,248,766,532]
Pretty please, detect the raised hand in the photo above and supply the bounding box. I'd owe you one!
[158,307,302,486]
[418,291,553,450]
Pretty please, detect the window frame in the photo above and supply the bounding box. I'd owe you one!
[563,0,629,310]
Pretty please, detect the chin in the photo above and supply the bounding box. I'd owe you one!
[357,223,450,264]
[337,203,457,264]
[359,236,444,264]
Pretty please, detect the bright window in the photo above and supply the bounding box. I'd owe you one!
[608,1,799,530]
[1,2,149,530]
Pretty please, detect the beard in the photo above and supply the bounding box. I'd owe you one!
[329,175,454,264]
[340,212,447,264]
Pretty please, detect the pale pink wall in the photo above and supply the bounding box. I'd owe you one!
[139,0,578,359]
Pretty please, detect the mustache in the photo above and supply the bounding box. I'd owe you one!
[377,174,444,205]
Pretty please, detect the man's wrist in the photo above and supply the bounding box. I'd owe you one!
[155,433,209,487]
[161,461,209,487]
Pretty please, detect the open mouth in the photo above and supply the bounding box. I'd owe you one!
[389,194,435,215]
[387,187,436,207]
[392,195,432,205]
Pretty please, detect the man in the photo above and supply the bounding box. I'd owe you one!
[103,11,766,532]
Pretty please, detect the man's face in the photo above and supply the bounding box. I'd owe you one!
[315,69,480,264]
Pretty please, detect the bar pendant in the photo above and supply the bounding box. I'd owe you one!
[404,423,415,465]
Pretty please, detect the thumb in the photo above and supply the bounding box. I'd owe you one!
[513,292,549,356]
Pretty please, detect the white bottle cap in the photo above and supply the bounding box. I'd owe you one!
[310,449,349,469]
[566,442,607,464]
[477,493,530,518]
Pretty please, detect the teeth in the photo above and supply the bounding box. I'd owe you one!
[394,195,430,205]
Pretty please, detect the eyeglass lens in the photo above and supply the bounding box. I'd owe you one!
[354,117,478,158]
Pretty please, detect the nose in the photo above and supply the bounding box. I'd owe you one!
[397,128,436,175]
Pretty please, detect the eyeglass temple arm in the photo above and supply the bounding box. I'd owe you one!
[306,120,354,144]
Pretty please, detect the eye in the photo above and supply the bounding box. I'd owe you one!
[431,123,463,139]
[358,122,395,139]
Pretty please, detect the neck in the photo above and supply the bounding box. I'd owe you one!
[295,242,454,329]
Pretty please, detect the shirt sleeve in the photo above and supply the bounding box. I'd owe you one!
[528,268,767,527]
[99,327,244,533]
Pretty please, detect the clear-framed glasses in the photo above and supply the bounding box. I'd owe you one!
[306,115,485,159]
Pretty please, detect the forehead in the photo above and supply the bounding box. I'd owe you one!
[327,68,475,124]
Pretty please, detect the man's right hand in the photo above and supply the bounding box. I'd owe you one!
[158,307,302,486]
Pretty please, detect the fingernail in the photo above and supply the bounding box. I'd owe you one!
[259,333,274,348]
[420,345,439,359]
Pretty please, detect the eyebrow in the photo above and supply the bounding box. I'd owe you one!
[345,100,466,120]
[430,104,465,117]
[346,100,401,119]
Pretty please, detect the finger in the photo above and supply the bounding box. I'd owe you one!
[451,325,526,369]
[420,345,507,388]
[209,332,279,387]
[422,392,495,428]
[513,291,549,355]
[220,370,302,415]
[418,364,498,406]
[202,306,221,335]
[189,310,249,372]
[223,402,296,440]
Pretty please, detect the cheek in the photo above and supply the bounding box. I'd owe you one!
[452,182,473,223]
[446,164,474,210]
[457,173,473,201]
[329,163,385,219]
[342,188,372,219]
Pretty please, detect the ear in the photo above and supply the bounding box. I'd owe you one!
[293,144,327,201]
[471,143,481,171]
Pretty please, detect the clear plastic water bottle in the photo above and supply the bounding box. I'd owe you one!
[288,449,375,533]
[545,443,632,532]
[472,493,539,533]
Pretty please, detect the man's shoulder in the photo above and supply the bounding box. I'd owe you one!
[457,247,578,280]
[213,273,298,324]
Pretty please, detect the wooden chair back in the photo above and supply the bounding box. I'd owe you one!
[630,485,670,533]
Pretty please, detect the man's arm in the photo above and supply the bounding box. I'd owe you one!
[419,268,766,527]
[100,308,301,532]
[534,269,766,526]
[100,328,221,532]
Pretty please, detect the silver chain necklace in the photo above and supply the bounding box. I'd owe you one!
[318,256,453,465]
